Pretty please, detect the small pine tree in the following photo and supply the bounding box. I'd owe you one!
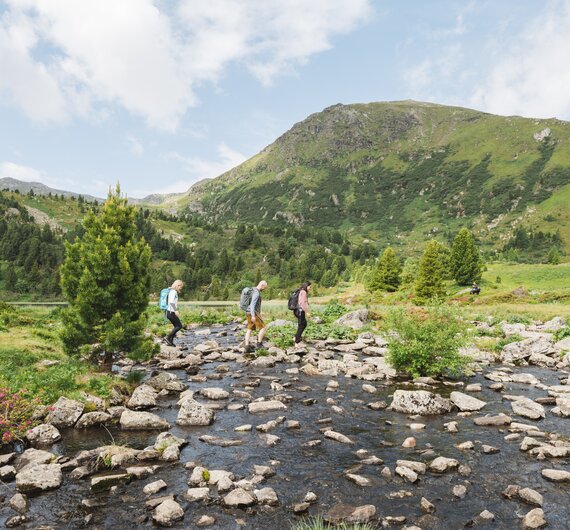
[60,185,153,359]
[400,258,419,285]
[450,228,482,285]
[415,240,447,304]
[367,247,402,292]
[547,246,561,265]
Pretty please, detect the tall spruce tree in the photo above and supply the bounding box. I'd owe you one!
[415,240,447,303]
[367,247,402,292]
[450,228,482,285]
[60,185,153,359]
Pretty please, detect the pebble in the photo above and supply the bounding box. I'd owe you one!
[402,437,416,448]
[522,508,546,529]
[453,484,467,498]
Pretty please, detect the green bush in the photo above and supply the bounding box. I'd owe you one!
[553,326,570,342]
[320,301,348,323]
[492,334,523,353]
[385,307,470,378]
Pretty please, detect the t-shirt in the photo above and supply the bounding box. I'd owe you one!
[167,289,178,312]
[249,288,261,316]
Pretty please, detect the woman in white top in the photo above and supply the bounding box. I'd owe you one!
[164,279,184,346]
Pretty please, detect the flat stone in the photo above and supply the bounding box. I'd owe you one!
[324,430,354,444]
[429,457,459,473]
[120,410,170,430]
[199,387,230,400]
[541,469,570,482]
[450,392,487,412]
[395,466,418,483]
[199,435,243,447]
[325,503,376,524]
[25,424,61,446]
[345,473,371,486]
[511,398,545,420]
[248,400,287,413]
[16,464,62,493]
[127,384,158,409]
[143,480,167,495]
[177,398,215,426]
[223,488,256,507]
[254,487,279,505]
[390,390,451,415]
[519,487,543,507]
[184,487,210,502]
[91,473,131,491]
[75,412,111,429]
[473,414,512,426]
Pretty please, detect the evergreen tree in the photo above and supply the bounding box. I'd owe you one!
[60,185,153,359]
[547,246,561,265]
[400,258,419,285]
[450,228,482,285]
[367,247,402,292]
[415,240,447,304]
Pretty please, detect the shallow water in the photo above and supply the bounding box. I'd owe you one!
[2,326,570,529]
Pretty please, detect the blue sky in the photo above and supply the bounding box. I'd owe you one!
[1,0,569,198]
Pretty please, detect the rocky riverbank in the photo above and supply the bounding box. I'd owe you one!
[0,316,569,529]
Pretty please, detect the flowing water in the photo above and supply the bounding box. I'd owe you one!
[1,325,570,529]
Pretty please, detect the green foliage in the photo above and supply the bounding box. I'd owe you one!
[60,185,153,358]
[292,516,375,530]
[320,301,348,323]
[415,240,448,304]
[450,228,482,285]
[367,246,402,292]
[547,246,561,265]
[493,334,523,354]
[400,257,418,285]
[553,326,570,342]
[385,307,470,378]
[202,469,211,482]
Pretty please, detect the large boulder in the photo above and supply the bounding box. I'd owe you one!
[16,464,62,493]
[335,309,369,330]
[177,398,215,426]
[120,410,170,430]
[153,499,184,527]
[390,390,452,415]
[511,398,545,420]
[75,411,112,429]
[45,397,84,428]
[25,424,61,446]
[127,384,158,409]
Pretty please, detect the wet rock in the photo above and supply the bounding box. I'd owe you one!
[450,392,487,412]
[107,406,126,418]
[444,421,459,433]
[25,424,61,446]
[45,397,84,428]
[304,491,317,503]
[177,398,215,426]
[541,469,570,482]
[200,387,229,400]
[334,309,369,329]
[120,410,170,430]
[453,484,467,498]
[223,488,256,508]
[465,383,482,392]
[145,495,174,510]
[194,340,220,354]
[429,457,459,473]
[144,480,167,495]
[256,416,285,432]
[367,400,388,410]
[390,390,452,415]
[9,493,28,514]
[184,487,210,502]
[421,497,435,514]
[75,411,111,428]
[346,473,371,486]
[152,499,184,527]
[147,372,185,392]
[127,384,158,409]
[479,510,495,521]
[5,515,27,528]
[0,465,16,480]
[522,508,546,529]
[154,432,186,461]
[235,424,253,432]
[473,414,511,426]
[396,460,427,474]
[286,420,301,429]
[196,515,216,527]
[402,437,416,448]
[17,449,55,472]
[325,503,376,524]
[254,487,279,505]
[91,473,131,491]
[482,445,500,454]
[395,466,418,483]
[511,398,545,420]
[199,435,243,447]
[248,400,287,413]
[0,452,15,465]
[519,487,543,506]
[324,430,354,444]
[16,464,62,493]
[126,466,155,479]
[259,433,280,446]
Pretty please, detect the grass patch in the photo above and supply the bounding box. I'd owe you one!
[292,517,376,530]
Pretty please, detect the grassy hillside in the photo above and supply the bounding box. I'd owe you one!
[163,101,570,255]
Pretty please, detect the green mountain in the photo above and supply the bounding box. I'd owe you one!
[164,100,570,252]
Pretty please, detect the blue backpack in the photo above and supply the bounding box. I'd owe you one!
[159,288,171,310]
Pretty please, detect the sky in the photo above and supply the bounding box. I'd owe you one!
[1,0,570,199]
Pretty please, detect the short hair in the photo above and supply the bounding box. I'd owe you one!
[258,280,268,289]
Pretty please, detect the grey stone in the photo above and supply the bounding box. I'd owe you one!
[16,464,62,493]
[45,397,84,428]
[390,390,451,415]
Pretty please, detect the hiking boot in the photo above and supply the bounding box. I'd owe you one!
[163,338,175,347]
[255,342,266,351]
[244,344,255,354]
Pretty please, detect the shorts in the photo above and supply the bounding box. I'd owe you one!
[246,313,265,331]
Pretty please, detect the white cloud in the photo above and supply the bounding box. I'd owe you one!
[0,161,44,181]
[167,142,247,180]
[470,1,570,119]
[0,0,372,129]
[127,135,144,157]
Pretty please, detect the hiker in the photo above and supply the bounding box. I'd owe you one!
[470,282,481,295]
[293,281,311,347]
[242,280,268,353]
[164,279,184,346]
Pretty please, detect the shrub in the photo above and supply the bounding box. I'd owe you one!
[492,334,523,354]
[554,326,570,342]
[385,307,470,378]
[320,301,347,323]
[0,387,42,445]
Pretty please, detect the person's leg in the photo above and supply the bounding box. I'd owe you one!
[166,312,183,344]
[255,314,266,345]
[295,310,307,344]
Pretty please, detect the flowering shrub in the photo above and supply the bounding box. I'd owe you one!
[0,387,42,445]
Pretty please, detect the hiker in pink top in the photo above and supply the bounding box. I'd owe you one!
[294,281,311,346]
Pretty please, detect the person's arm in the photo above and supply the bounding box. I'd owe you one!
[249,289,260,317]
[298,290,309,313]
